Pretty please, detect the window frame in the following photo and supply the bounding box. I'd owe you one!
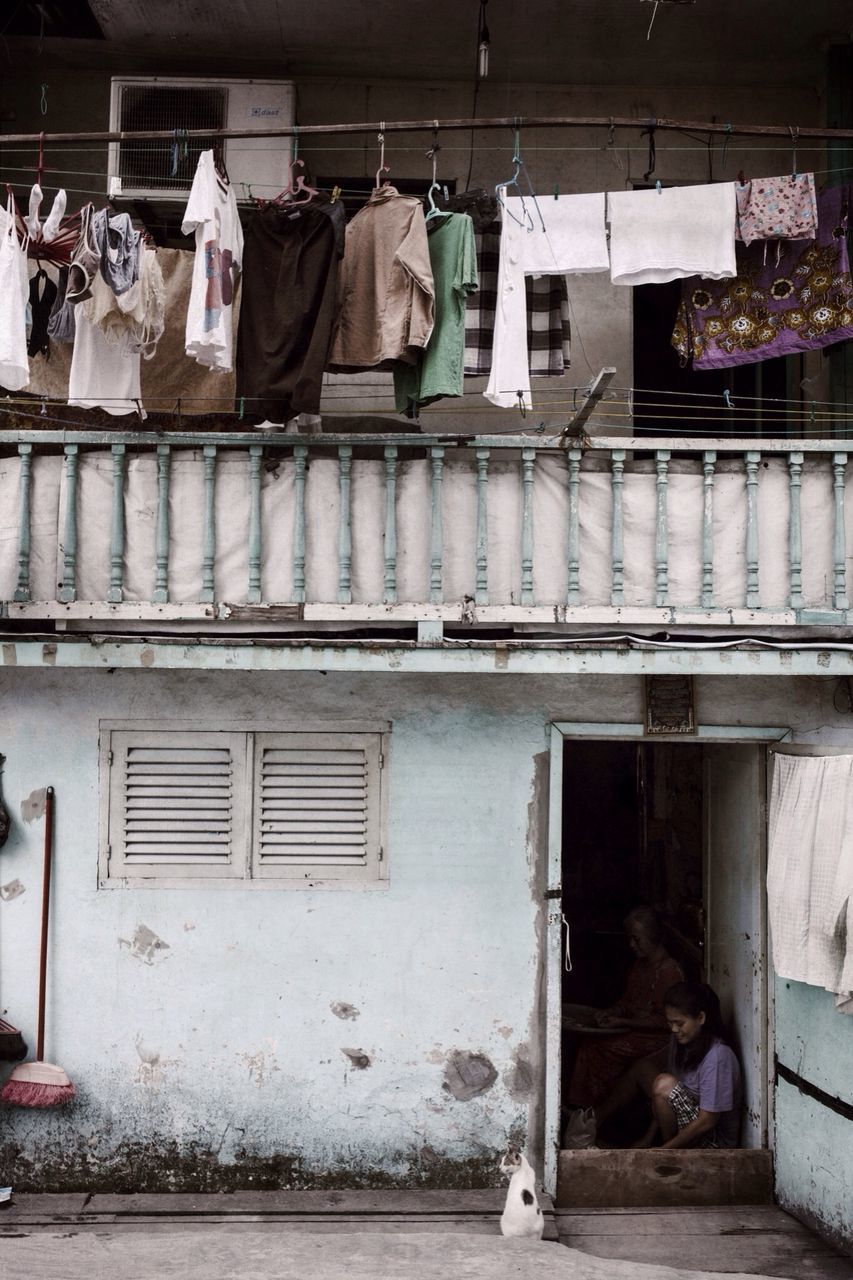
[98,719,390,890]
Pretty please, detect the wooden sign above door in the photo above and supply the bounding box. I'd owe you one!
[644,675,695,735]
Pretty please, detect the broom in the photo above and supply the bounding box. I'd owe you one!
[1,787,74,1106]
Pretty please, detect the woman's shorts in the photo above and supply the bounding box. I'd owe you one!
[668,1082,721,1148]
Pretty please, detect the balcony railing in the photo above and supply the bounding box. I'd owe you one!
[1,430,851,628]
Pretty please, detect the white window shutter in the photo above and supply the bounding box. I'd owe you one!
[107,730,246,879]
[253,732,383,881]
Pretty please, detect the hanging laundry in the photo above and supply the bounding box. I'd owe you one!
[485,193,608,410]
[65,203,101,304]
[46,267,76,345]
[26,269,57,359]
[451,194,571,378]
[672,185,853,369]
[182,149,244,372]
[69,276,143,416]
[91,208,141,295]
[736,173,817,245]
[394,211,478,414]
[83,246,165,359]
[608,182,737,287]
[237,199,342,424]
[767,753,853,1012]
[0,192,31,392]
[328,186,434,371]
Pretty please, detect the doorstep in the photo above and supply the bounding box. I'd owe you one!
[557,1149,774,1208]
[0,1188,559,1240]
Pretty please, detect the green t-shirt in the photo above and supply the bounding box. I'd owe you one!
[394,212,478,413]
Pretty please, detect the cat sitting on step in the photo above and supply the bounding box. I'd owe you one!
[499,1149,544,1239]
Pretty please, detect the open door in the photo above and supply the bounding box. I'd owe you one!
[703,743,768,1147]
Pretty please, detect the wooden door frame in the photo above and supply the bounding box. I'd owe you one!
[544,721,791,1197]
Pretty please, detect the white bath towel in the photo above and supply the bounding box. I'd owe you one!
[608,182,737,287]
[485,193,609,410]
[767,753,853,1011]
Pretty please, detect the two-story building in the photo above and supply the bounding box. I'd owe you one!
[0,0,851,1254]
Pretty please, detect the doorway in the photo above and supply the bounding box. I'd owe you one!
[544,727,782,1195]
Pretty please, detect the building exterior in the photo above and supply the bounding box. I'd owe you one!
[0,0,851,1256]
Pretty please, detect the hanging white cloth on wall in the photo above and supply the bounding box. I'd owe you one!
[767,753,853,1013]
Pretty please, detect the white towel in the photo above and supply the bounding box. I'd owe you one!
[767,753,853,1011]
[485,193,609,410]
[608,182,737,287]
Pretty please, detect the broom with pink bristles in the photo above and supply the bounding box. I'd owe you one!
[1,787,74,1107]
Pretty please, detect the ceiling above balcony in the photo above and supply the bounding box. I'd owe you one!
[7,0,853,88]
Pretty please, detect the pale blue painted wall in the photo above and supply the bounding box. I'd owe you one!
[1,664,852,1221]
[0,669,548,1189]
[774,978,853,1250]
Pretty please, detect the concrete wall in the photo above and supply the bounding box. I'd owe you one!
[774,978,853,1252]
[1,664,852,1206]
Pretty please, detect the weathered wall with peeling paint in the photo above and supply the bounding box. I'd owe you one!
[0,666,851,1207]
[773,978,853,1252]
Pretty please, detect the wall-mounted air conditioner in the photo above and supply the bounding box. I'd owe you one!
[108,77,295,203]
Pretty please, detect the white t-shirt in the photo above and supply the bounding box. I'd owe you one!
[68,299,143,416]
[182,150,243,372]
[0,197,30,392]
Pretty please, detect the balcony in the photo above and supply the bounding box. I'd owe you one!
[1,429,851,632]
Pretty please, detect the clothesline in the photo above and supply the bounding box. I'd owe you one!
[4,113,853,145]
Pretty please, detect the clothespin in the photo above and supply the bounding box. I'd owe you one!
[40,399,47,417]
[790,126,799,178]
[239,396,245,421]
[655,180,662,195]
[330,185,341,204]
[723,388,734,410]
[516,390,527,419]
[40,83,48,116]
[553,183,559,200]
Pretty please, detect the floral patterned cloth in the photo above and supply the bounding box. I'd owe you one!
[735,173,818,244]
[672,185,853,369]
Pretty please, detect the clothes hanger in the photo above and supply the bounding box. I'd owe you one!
[424,125,446,221]
[495,126,544,231]
[375,125,391,190]
[289,159,319,205]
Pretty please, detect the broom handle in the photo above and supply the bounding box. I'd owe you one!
[36,786,54,1063]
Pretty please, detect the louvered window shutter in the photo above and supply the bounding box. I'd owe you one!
[108,730,247,879]
[253,732,383,880]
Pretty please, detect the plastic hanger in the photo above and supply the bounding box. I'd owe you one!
[424,125,446,221]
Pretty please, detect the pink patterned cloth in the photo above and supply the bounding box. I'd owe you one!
[735,173,818,244]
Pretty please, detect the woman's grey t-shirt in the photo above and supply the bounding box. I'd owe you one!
[671,1038,742,1146]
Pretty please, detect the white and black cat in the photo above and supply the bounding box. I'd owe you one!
[499,1148,545,1239]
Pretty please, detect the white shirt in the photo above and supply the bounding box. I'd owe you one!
[182,150,243,372]
[485,193,609,411]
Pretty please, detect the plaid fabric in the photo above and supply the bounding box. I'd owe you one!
[463,219,570,377]
[667,1082,721,1148]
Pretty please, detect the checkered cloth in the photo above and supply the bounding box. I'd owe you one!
[667,1081,721,1148]
[463,219,571,377]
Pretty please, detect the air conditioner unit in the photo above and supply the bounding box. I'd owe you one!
[108,77,295,203]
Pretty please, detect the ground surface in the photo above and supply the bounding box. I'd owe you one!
[0,1193,850,1280]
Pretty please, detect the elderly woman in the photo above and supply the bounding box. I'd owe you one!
[566,906,684,1109]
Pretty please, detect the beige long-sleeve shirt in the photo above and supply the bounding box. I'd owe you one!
[329,186,435,371]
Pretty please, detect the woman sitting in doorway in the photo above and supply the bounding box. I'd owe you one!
[566,906,684,1109]
[595,980,742,1148]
